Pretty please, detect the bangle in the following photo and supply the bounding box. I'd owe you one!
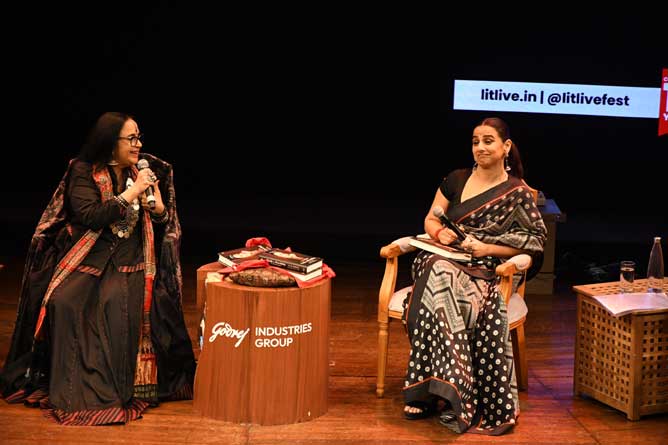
[113,195,130,209]
[150,209,169,224]
[434,227,445,240]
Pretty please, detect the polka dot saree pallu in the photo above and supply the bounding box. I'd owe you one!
[402,179,546,435]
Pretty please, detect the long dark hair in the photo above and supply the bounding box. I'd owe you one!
[477,117,523,179]
[78,112,133,167]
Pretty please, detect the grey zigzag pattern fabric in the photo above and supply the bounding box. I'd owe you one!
[462,186,546,253]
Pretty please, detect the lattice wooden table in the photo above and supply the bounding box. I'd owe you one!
[573,279,668,420]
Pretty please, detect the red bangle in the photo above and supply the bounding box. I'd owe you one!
[434,227,445,240]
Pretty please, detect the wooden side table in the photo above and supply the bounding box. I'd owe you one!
[196,262,220,312]
[573,279,668,420]
[193,267,331,425]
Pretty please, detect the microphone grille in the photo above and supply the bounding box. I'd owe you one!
[432,206,444,217]
[136,159,149,169]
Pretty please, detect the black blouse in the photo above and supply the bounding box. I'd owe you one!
[439,168,472,207]
[66,160,144,272]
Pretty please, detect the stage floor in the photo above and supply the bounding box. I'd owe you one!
[0,260,666,444]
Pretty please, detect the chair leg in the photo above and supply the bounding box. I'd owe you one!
[511,323,528,391]
[377,320,390,397]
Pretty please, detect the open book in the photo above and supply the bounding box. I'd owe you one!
[408,234,472,262]
[592,292,668,317]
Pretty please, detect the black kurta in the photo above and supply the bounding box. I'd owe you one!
[0,155,195,425]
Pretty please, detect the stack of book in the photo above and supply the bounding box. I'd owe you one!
[218,246,323,281]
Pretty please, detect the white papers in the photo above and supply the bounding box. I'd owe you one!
[592,292,668,317]
[205,272,223,285]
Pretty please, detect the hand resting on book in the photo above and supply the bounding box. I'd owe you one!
[461,236,493,258]
[432,229,507,260]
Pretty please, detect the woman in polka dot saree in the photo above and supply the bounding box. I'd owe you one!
[402,118,547,435]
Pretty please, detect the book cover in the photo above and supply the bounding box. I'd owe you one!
[281,267,324,282]
[259,248,323,274]
[408,235,472,262]
[218,245,271,267]
[592,292,668,317]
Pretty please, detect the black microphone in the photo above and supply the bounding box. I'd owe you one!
[432,206,467,241]
[136,159,156,209]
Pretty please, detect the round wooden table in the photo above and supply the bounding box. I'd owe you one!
[193,271,331,425]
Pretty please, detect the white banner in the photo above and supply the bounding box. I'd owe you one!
[453,80,660,118]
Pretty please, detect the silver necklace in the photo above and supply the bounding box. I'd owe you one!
[111,177,140,238]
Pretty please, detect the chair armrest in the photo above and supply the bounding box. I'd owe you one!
[380,236,417,259]
[380,243,403,259]
[495,254,532,277]
[378,236,416,322]
[495,254,532,305]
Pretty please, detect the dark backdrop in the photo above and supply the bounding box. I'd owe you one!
[2,7,666,278]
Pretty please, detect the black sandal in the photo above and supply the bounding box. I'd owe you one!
[404,401,437,420]
[438,410,457,424]
[438,410,462,433]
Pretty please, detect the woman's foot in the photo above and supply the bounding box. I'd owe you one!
[403,401,436,420]
[404,405,424,415]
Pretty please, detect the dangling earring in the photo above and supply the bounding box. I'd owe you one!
[472,161,478,170]
[504,155,511,171]
[107,151,119,166]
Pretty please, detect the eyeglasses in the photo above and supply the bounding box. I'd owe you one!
[118,133,143,147]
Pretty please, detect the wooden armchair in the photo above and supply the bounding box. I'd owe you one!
[376,183,539,397]
[375,240,532,397]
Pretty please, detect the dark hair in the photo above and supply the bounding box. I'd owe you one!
[476,117,524,179]
[78,112,133,167]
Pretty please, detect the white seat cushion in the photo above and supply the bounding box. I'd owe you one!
[389,286,411,313]
[507,292,528,325]
[388,285,528,325]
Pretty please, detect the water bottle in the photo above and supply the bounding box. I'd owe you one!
[647,236,664,293]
